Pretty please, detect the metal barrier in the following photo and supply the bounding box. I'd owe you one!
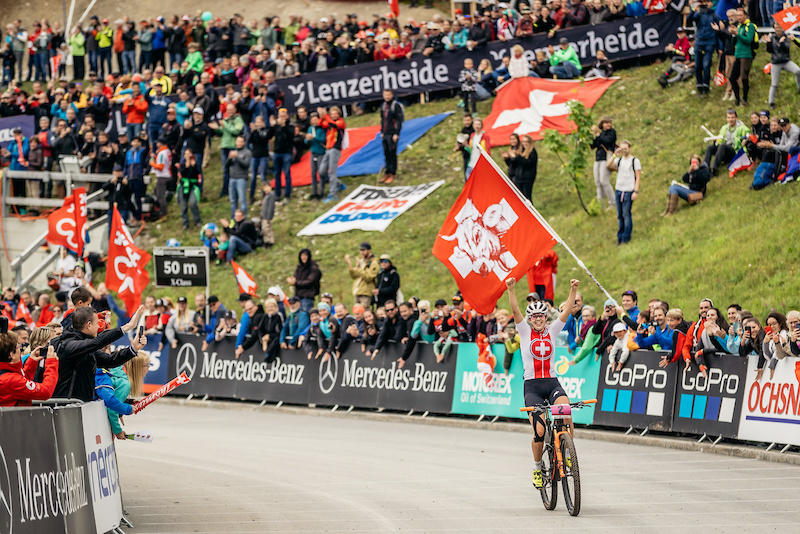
[2,169,113,216]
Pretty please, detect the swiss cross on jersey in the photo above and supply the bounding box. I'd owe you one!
[530,338,554,361]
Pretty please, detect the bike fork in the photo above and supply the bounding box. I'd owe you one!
[554,433,566,478]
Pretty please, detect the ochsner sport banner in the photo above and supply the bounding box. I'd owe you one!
[737,355,800,445]
[450,345,599,425]
[297,181,444,236]
[81,401,123,534]
[277,12,680,110]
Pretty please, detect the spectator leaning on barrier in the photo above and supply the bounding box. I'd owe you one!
[53,305,146,402]
[280,297,310,350]
[0,329,59,407]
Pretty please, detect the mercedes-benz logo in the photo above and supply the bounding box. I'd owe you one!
[175,343,198,381]
[318,355,338,395]
[0,445,13,534]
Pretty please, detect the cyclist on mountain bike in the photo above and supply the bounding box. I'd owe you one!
[505,276,581,489]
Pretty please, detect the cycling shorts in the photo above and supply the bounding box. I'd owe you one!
[523,378,567,408]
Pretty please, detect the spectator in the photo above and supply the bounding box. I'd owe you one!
[658,308,693,369]
[458,57,479,114]
[346,242,380,308]
[234,299,263,355]
[569,306,602,365]
[635,305,672,350]
[215,310,240,341]
[225,135,251,218]
[585,49,613,79]
[607,322,631,371]
[606,140,641,245]
[369,299,403,359]
[728,8,756,106]
[145,80,169,146]
[590,117,616,211]
[688,0,719,96]
[269,107,295,203]
[259,182,276,247]
[739,315,767,379]
[0,330,59,406]
[465,117,491,178]
[592,299,624,358]
[548,38,581,79]
[657,27,694,88]
[663,154,711,215]
[620,291,640,321]
[218,103,244,198]
[150,137,172,221]
[762,312,791,379]
[177,148,202,229]
[374,254,400,308]
[703,109,748,176]
[249,115,270,200]
[305,113,327,198]
[787,311,800,357]
[316,302,339,362]
[319,106,347,203]
[280,297,310,350]
[287,248,322,311]
[380,89,404,184]
[395,302,420,368]
[219,209,258,263]
[165,296,193,349]
[53,305,145,401]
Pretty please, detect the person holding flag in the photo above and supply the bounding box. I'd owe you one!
[505,276,581,490]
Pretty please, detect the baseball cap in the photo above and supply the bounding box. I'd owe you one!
[223,310,237,320]
[435,299,448,307]
[676,26,686,33]
[208,295,219,304]
[780,118,791,126]
[612,322,627,333]
[288,296,300,304]
[379,254,391,261]
[321,292,333,299]
[177,296,188,304]
[527,291,540,302]
[360,242,371,250]
[352,305,365,314]
[318,302,331,312]
[156,298,166,307]
[604,298,618,308]
[193,106,204,115]
[559,37,569,44]
[452,292,464,304]
[238,293,253,302]
[267,286,281,295]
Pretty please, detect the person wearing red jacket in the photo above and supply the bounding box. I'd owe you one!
[318,106,347,203]
[681,298,712,374]
[122,83,148,139]
[527,250,559,302]
[35,294,55,327]
[658,308,692,368]
[0,330,59,407]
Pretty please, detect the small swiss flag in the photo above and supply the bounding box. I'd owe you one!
[388,0,399,18]
[232,261,258,296]
[483,77,616,146]
[774,6,800,32]
[432,150,558,314]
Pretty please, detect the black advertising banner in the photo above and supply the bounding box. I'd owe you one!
[671,354,748,438]
[276,12,680,110]
[0,408,68,534]
[594,351,677,431]
[52,406,97,534]
[167,334,456,413]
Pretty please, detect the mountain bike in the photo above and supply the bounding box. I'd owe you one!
[520,399,596,517]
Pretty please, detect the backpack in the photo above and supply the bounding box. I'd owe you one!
[749,23,759,53]
[615,156,640,173]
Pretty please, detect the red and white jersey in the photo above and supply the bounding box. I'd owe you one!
[516,318,565,379]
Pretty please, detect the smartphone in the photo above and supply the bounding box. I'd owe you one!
[39,347,47,358]
[0,316,7,334]
[764,325,773,336]
[138,326,144,338]
[731,321,741,333]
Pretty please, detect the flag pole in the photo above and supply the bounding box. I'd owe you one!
[475,146,615,303]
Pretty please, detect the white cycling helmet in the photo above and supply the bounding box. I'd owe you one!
[526,301,549,317]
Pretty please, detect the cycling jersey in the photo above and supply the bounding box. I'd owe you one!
[516,318,565,380]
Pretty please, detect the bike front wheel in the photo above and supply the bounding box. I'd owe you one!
[540,438,558,510]
[560,433,582,517]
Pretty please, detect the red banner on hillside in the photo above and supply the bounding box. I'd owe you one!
[483,77,616,146]
[432,151,558,314]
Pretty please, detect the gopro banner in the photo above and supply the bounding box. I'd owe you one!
[0,114,35,148]
[594,350,677,431]
[671,353,748,439]
[297,181,444,236]
[737,355,800,445]
[450,345,599,424]
[277,12,680,110]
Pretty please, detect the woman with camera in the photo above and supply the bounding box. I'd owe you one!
[738,316,767,380]
[0,328,59,407]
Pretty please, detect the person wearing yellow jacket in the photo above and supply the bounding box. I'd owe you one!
[345,242,380,308]
[96,18,114,76]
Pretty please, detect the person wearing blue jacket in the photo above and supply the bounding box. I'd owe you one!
[95,364,133,439]
[688,0,720,96]
[563,293,585,354]
[145,81,170,146]
[305,114,327,199]
[634,306,673,350]
[280,297,310,349]
[201,296,228,350]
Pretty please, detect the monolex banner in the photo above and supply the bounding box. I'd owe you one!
[276,12,680,110]
[297,181,445,236]
[737,355,800,445]
[167,334,456,413]
[450,345,599,424]
[671,353,748,439]
[594,350,677,431]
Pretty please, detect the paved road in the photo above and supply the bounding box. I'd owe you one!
[118,403,800,533]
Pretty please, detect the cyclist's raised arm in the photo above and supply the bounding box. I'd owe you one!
[557,279,581,324]
[505,278,524,324]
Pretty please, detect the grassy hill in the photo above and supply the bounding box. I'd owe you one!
[138,56,799,317]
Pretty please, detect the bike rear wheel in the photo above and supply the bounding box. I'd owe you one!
[539,430,558,510]
[560,433,581,517]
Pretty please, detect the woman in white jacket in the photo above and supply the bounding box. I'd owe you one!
[508,44,530,78]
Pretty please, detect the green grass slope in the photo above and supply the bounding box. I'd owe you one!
[139,56,799,316]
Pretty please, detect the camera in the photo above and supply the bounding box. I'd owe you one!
[39,347,47,358]
[744,326,752,333]
[0,316,7,334]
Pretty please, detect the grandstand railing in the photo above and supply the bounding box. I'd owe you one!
[1,169,113,216]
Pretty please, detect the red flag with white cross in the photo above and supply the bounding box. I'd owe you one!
[232,261,258,297]
[46,187,87,256]
[432,150,558,314]
[105,207,151,315]
[774,6,800,32]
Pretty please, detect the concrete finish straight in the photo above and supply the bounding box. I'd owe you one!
[118,403,800,533]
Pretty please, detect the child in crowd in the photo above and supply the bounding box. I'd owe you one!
[260,183,275,247]
[299,308,322,360]
[608,322,631,371]
[260,298,284,363]
[458,57,478,113]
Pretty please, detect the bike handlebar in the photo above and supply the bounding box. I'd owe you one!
[519,399,597,413]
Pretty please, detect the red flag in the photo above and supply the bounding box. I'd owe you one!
[483,77,616,146]
[432,151,558,314]
[46,187,87,256]
[105,207,151,315]
[774,6,800,32]
[14,301,33,327]
[232,261,258,296]
[388,0,399,18]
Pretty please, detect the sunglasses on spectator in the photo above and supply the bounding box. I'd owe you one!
[386,307,397,312]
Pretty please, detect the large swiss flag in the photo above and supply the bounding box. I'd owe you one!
[105,207,151,315]
[483,77,616,146]
[774,6,800,32]
[432,150,558,314]
[46,187,87,256]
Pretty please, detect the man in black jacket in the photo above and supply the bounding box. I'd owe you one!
[287,248,322,311]
[221,209,258,263]
[268,108,295,202]
[379,89,404,184]
[369,299,403,358]
[374,254,400,307]
[53,304,145,401]
[396,302,419,368]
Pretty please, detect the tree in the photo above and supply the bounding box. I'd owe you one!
[541,100,596,216]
